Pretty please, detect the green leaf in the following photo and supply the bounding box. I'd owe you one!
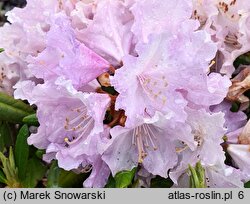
[244,181,250,188]
[105,175,116,188]
[0,121,13,151]
[0,92,34,123]
[0,48,4,53]
[58,169,89,188]
[0,147,20,187]
[14,125,29,182]
[46,161,88,188]
[150,176,173,188]
[0,168,7,184]
[21,156,47,188]
[233,52,250,68]
[23,114,39,126]
[114,168,136,188]
[35,149,45,159]
[47,161,61,188]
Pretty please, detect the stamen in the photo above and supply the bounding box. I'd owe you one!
[138,73,168,106]
[132,124,158,163]
[63,105,93,146]
[175,145,189,153]
[208,60,216,69]
[81,164,92,173]
[224,33,242,49]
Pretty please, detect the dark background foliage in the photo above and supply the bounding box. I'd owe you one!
[0,0,26,26]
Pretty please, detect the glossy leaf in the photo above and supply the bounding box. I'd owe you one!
[58,169,88,188]
[150,176,173,188]
[47,161,88,188]
[21,156,47,188]
[35,149,45,159]
[0,121,13,152]
[0,169,7,184]
[14,125,29,181]
[23,114,39,126]
[105,175,116,188]
[0,92,34,123]
[244,181,250,188]
[233,52,250,68]
[47,161,61,188]
[114,168,136,188]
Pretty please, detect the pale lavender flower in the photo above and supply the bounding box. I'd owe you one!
[14,79,111,187]
[169,108,236,186]
[28,14,110,89]
[131,0,193,42]
[192,0,250,76]
[111,25,230,126]
[78,0,134,66]
[103,112,193,177]
[210,101,247,133]
[227,144,250,179]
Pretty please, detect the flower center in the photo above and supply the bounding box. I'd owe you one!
[132,124,158,163]
[224,33,242,50]
[192,126,204,147]
[138,73,168,106]
[64,106,94,146]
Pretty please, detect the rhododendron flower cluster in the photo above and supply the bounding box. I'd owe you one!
[1,0,250,188]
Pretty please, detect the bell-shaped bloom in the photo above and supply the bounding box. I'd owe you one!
[102,112,193,178]
[28,14,110,89]
[170,108,231,186]
[14,79,111,180]
[112,27,230,125]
